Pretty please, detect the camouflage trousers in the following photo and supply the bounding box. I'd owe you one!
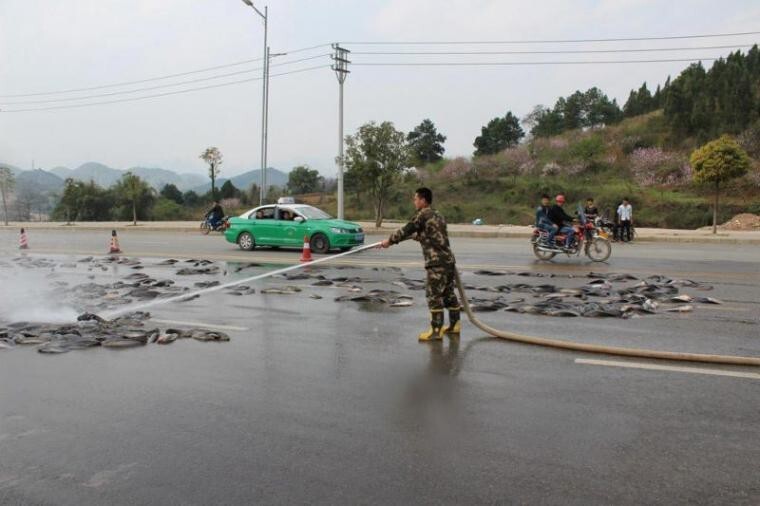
[425,266,460,311]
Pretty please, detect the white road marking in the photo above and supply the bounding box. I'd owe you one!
[151,319,248,332]
[575,358,760,380]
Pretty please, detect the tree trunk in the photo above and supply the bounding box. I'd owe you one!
[132,200,137,226]
[0,189,7,226]
[374,196,384,228]
[211,171,216,200]
[712,181,719,235]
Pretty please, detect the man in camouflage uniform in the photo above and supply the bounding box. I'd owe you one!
[380,187,460,341]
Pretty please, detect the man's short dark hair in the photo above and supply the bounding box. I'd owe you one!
[541,193,550,199]
[586,197,594,202]
[416,187,433,204]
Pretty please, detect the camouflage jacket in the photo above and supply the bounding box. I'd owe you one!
[388,207,456,268]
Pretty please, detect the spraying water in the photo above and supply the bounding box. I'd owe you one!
[0,262,80,323]
[101,242,383,319]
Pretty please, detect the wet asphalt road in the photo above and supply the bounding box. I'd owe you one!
[0,230,759,505]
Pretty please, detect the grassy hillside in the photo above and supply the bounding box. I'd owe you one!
[320,111,760,229]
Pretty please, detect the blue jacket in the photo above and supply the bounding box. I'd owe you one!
[535,205,552,227]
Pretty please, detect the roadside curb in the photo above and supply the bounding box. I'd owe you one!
[1,223,758,244]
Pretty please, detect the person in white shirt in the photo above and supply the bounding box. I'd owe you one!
[616,198,633,242]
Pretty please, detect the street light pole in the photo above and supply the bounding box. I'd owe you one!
[241,0,267,206]
[331,44,350,220]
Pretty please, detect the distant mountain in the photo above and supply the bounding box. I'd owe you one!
[189,168,289,194]
[1,161,289,194]
[16,169,65,193]
[49,166,73,179]
[49,162,123,187]
[126,167,206,192]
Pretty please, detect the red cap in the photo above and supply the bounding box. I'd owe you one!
[555,195,565,203]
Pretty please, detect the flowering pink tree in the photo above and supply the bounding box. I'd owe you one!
[440,157,472,179]
[629,147,690,189]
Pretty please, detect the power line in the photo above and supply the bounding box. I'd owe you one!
[0,65,329,113]
[343,30,760,45]
[352,57,722,66]
[352,44,754,56]
[0,43,332,99]
[1,54,331,106]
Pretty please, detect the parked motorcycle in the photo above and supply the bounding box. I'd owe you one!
[531,206,612,262]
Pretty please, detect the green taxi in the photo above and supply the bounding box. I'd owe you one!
[224,203,365,254]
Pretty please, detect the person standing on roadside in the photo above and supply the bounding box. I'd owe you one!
[380,187,460,342]
[617,198,633,242]
[583,197,599,221]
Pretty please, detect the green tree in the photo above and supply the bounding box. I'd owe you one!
[0,166,15,225]
[407,119,446,165]
[245,183,260,205]
[690,135,750,234]
[159,183,184,204]
[199,147,223,200]
[152,198,186,220]
[53,179,112,222]
[182,190,201,207]
[287,165,323,194]
[526,105,564,137]
[220,180,240,199]
[345,121,408,227]
[473,111,524,156]
[114,172,154,225]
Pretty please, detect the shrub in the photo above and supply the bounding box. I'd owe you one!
[569,135,606,161]
[152,198,187,220]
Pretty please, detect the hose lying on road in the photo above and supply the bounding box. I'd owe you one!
[454,270,760,367]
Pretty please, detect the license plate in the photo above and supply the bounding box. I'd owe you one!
[355,233,365,242]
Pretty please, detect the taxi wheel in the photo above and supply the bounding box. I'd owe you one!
[237,232,255,251]
[310,233,330,254]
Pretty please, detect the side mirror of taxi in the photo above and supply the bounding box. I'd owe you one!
[294,216,305,223]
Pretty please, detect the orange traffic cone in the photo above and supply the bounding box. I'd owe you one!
[109,229,122,254]
[19,228,29,249]
[299,236,312,263]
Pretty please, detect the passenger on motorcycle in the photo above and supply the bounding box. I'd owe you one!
[547,194,575,250]
[205,200,225,229]
[535,194,558,247]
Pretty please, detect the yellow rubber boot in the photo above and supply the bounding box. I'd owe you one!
[445,307,461,336]
[418,311,444,341]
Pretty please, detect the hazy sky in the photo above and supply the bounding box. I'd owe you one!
[1,0,758,177]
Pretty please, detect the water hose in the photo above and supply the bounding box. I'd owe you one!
[454,270,760,367]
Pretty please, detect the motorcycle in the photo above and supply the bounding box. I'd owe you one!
[200,215,229,235]
[531,206,612,262]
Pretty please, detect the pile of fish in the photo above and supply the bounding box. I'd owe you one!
[0,312,229,354]
[461,271,721,318]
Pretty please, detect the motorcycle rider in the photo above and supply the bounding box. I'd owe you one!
[205,200,225,230]
[547,194,575,250]
[535,194,557,247]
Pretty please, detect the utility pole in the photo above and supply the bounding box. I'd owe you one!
[262,48,287,204]
[240,0,267,206]
[331,43,350,220]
